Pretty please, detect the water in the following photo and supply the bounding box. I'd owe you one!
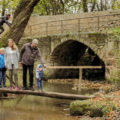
[0,81,97,120]
[0,96,73,120]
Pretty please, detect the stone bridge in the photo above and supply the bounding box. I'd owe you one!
[20,32,119,80]
[20,10,120,80]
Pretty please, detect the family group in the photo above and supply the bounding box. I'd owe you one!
[0,39,46,92]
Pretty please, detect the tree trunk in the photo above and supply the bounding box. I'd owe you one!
[91,0,96,12]
[2,8,5,16]
[100,0,103,11]
[0,0,40,47]
[0,89,95,100]
[59,0,65,14]
[82,0,88,12]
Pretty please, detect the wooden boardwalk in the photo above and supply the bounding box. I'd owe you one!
[0,89,95,100]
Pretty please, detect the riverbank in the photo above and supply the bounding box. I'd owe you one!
[69,80,120,120]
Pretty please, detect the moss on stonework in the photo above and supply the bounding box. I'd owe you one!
[88,33,107,37]
[70,100,116,117]
[70,100,92,116]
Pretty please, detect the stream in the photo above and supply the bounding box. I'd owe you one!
[0,81,98,120]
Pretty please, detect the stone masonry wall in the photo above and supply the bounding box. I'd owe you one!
[24,10,120,37]
[20,32,120,80]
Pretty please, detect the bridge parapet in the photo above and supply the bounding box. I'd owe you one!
[24,13,120,37]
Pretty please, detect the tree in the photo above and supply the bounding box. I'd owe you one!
[0,0,40,47]
[0,0,19,16]
[33,0,82,15]
[33,0,120,15]
[112,0,120,9]
[82,0,88,12]
[34,0,66,15]
[0,0,10,16]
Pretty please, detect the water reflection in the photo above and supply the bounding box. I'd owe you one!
[0,82,76,120]
[0,95,74,120]
[0,81,98,120]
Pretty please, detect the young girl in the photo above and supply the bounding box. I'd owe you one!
[0,48,7,88]
[36,64,45,92]
[5,39,19,90]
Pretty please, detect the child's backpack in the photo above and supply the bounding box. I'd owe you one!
[0,55,5,69]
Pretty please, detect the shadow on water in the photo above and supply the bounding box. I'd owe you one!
[0,81,99,120]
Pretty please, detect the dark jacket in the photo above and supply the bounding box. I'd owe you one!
[20,43,45,65]
[0,16,11,27]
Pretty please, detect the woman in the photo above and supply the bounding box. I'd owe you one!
[5,39,19,90]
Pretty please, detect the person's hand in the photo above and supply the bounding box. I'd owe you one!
[43,64,47,68]
[19,62,22,67]
[5,65,8,69]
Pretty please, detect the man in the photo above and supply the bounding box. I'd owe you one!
[20,39,45,91]
[0,14,11,34]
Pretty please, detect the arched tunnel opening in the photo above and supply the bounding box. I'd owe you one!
[50,40,105,80]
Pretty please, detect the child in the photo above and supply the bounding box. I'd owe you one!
[0,48,7,88]
[36,64,45,92]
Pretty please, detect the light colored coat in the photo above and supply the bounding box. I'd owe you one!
[5,47,19,70]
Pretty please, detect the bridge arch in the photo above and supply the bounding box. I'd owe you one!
[50,39,105,80]
[50,33,107,61]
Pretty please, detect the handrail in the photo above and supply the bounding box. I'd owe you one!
[46,65,103,91]
[46,66,102,69]
[17,65,107,91]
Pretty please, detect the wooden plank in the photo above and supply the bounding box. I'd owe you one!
[18,66,102,71]
[0,89,94,100]
[46,66,102,69]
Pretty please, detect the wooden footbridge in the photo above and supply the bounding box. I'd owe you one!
[0,66,103,100]
[0,89,95,100]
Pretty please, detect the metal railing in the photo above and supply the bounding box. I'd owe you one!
[25,13,120,37]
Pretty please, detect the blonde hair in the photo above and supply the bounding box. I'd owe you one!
[0,47,5,50]
[8,39,17,50]
[0,48,5,53]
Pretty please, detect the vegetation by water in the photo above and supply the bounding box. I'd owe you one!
[70,100,116,117]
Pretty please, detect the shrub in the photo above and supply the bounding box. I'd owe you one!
[70,100,92,116]
[70,100,116,117]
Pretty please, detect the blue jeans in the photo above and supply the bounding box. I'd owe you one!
[0,70,6,87]
[36,78,43,90]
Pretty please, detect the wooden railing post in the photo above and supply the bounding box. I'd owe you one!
[78,68,82,91]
